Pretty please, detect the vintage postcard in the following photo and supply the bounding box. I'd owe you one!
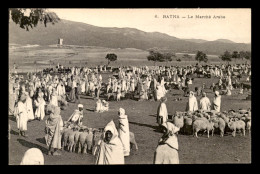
[9,8,251,165]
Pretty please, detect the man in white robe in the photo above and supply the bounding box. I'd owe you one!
[14,94,28,137]
[154,122,180,164]
[94,120,124,165]
[67,104,84,125]
[56,81,66,97]
[95,99,103,113]
[49,89,58,107]
[199,92,211,111]
[212,91,221,112]
[156,83,164,101]
[34,92,46,121]
[157,97,168,130]
[186,91,198,112]
[25,92,34,121]
[118,108,130,157]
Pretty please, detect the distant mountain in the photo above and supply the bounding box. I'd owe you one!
[9,19,251,55]
[213,39,236,44]
[183,39,208,43]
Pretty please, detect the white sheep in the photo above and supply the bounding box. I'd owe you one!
[246,120,251,134]
[192,119,215,138]
[172,115,184,129]
[211,116,226,137]
[227,120,246,137]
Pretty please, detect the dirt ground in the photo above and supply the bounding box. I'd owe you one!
[8,72,251,165]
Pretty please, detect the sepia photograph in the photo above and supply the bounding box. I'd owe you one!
[8,8,251,165]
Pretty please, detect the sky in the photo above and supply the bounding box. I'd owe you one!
[50,8,251,43]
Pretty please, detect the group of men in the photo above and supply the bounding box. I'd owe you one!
[9,62,250,165]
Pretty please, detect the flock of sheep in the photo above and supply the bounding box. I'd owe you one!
[56,107,251,157]
[60,122,138,155]
[172,109,251,138]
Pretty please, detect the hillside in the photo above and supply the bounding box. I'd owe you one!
[9,19,251,55]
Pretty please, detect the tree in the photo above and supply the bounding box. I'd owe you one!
[244,51,251,60]
[232,51,240,63]
[9,8,60,31]
[195,51,208,63]
[239,51,246,60]
[147,48,163,65]
[105,53,117,65]
[219,51,232,63]
[147,48,175,65]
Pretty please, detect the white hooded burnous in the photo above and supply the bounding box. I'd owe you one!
[154,122,180,164]
[213,91,221,112]
[186,91,198,112]
[20,148,44,165]
[118,108,130,156]
[94,120,124,165]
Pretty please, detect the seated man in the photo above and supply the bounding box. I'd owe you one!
[95,99,103,113]
[67,104,84,126]
[101,100,109,111]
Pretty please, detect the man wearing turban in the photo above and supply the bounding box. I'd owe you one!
[67,104,84,126]
[199,92,211,111]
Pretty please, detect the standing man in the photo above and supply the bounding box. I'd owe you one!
[45,106,63,156]
[94,120,124,165]
[212,91,221,112]
[118,108,130,157]
[14,94,28,137]
[186,91,198,112]
[199,92,211,111]
[157,97,168,132]
[154,122,180,164]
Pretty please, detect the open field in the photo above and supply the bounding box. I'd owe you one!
[8,69,251,164]
[9,44,249,73]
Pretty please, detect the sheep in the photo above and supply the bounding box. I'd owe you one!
[246,120,251,134]
[73,129,84,152]
[61,128,74,151]
[227,120,246,137]
[83,129,94,154]
[78,130,89,154]
[78,128,94,154]
[172,115,184,134]
[192,119,215,138]
[67,126,80,152]
[211,116,226,137]
[238,109,248,114]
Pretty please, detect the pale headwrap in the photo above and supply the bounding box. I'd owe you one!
[19,94,27,102]
[119,108,126,117]
[166,122,180,135]
[20,148,44,165]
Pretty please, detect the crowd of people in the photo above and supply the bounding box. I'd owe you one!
[9,62,251,165]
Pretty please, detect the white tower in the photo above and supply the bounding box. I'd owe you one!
[58,38,63,46]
